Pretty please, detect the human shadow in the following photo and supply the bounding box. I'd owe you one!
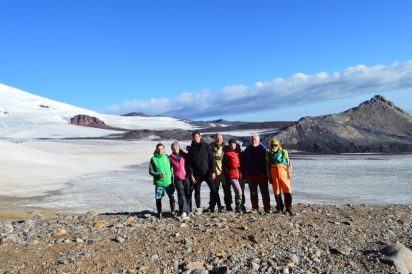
[100,210,177,219]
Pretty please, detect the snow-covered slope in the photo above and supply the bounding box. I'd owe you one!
[0,83,193,139]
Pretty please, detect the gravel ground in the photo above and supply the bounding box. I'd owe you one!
[0,204,411,273]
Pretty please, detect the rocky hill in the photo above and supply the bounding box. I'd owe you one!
[269,95,412,153]
[70,114,126,131]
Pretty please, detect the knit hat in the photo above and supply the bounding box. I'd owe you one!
[228,138,237,145]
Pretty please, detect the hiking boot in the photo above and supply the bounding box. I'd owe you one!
[179,212,188,220]
[286,210,295,216]
[241,205,247,213]
[157,213,163,219]
[195,208,203,215]
[274,194,284,213]
[203,207,215,213]
[251,208,260,214]
[218,206,225,213]
[226,204,233,211]
[235,207,242,214]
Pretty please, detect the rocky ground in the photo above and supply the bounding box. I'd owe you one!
[0,204,411,274]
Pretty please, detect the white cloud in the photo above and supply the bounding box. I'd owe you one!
[105,60,412,119]
[221,85,248,100]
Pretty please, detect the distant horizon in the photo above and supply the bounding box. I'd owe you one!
[118,93,410,122]
[2,82,411,123]
[1,1,411,121]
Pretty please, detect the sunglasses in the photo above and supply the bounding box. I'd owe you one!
[271,144,279,147]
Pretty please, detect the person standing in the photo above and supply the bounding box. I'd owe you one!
[223,138,245,213]
[187,130,221,214]
[212,133,231,211]
[149,143,176,219]
[169,141,191,219]
[242,134,271,213]
[267,138,294,216]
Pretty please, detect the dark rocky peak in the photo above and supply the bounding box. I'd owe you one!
[70,114,126,131]
[70,114,108,129]
[271,95,412,153]
[361,95,390,106]
[346,95,408,115]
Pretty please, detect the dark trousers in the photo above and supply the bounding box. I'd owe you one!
[192,174,221,210]
[211,174,226,209]
[174,179,191,214]
[222,179,233,206]
[248,181,270,211]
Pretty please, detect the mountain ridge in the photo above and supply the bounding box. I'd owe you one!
[0,83,193,139]
[269,95,412,153]
[2,83,411,153]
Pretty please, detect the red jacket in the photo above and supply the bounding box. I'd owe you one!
[224,149,241,179]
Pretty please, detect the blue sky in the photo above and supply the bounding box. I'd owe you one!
[1,0,411,121]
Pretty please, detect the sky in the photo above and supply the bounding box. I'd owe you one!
[1,0,411,121]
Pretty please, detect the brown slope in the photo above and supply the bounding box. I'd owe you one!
[269,95,412,153]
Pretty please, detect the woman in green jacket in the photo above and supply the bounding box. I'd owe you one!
[149,143,176,218]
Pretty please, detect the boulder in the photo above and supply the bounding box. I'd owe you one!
[380,242,412,274]
[70,114,109,129]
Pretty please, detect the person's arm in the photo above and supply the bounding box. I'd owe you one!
[240,148,247,175]
[283,150,292,179]
[149,159,158,177]
[266,153,272,183]
[261,146,269,181]
[236,151,242,179]
[186,150,196,184]
[283,150,290,165]
[208,144,217,180]
[169,159,174,181]
[149,159,164,178]
[222,152,228,177]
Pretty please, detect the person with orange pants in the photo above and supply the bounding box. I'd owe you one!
[267,138,294,216]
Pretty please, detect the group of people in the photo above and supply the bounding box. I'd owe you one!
[149,130,293,219]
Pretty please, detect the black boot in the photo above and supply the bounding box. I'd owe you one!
[169,196,176,216]
[234,195,242,213]
[284,193,294,216]
[156,199,162,219]
[241,194,247,213]
[226,204,233,211]
[274,194,284,213]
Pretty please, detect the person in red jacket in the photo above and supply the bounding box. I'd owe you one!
[223,139,245,213]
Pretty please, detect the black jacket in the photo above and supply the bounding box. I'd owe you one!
[242,143,267,176]
[188,140,216,176]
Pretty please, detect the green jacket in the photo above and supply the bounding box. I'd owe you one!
[267,148,289,166]
[149,152,173,187]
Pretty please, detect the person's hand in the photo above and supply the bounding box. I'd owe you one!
[190,175,196,185]
[159,173,166,178]
[211,172,216,181]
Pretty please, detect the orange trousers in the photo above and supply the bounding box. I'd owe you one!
[270,164,291,195]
